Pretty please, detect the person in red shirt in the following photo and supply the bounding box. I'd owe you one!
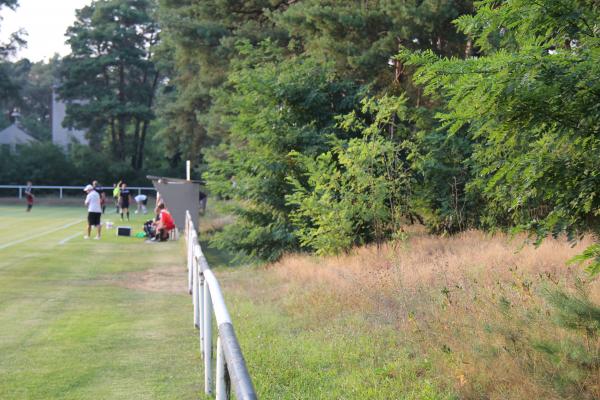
[24,181,34,212]
[153,203,175,241]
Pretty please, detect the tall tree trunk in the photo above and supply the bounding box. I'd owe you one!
[132,55,150,170]
[135,70,160,170]
[110,117,118,156]
[117,62,126,160]
[137,120,149,170]
[103,65,118,158]
[118,117,126,160]
[465,38,473,58]
[131,118,141,168]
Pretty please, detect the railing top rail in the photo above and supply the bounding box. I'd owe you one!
[202,269,232,326]
[186,210,257,400]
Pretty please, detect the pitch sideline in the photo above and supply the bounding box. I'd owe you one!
[58,231,84,245]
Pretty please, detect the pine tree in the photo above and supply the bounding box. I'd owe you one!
[60,0,160,169]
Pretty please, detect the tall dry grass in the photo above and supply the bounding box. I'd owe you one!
[261,230,600,399]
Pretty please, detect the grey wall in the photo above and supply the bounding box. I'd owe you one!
[153,181,199,231]
[52,89,87,149]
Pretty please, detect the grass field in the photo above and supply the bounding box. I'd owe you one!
[0,205,202,399]
[2,203,599,399]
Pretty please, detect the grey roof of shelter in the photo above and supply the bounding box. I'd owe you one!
[0,124,38,145]
[147,175,205,184]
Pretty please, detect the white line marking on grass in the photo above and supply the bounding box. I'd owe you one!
[0,209,82,240]
[58,232,82,245]
[0,220,83,250]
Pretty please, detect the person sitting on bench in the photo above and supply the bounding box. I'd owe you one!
[153,203,175,241]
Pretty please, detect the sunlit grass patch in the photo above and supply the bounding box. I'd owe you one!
[0,205,202,400]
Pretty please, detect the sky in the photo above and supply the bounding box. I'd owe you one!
[0,0,92,62]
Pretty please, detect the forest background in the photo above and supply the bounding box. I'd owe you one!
[0,0,598,271]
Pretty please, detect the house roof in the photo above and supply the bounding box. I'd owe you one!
[0,124,38,145]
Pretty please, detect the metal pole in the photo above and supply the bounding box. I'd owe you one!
[199,273,205,358]
[18,187,22,199]
[219,323,257,400]
[204,282,213,395]
[60,187,63,199]
[216,337,228,400]
[188,234,194,295]
[193,259,199,329]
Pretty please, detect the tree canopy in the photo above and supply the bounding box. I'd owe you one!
[150,0,600,281]
[60,0,160,169]
[402,0,600,273]
[2,0,599,276]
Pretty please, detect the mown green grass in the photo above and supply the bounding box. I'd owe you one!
[0,205,203,399]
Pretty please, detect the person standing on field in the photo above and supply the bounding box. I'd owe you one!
[119,182,132,221]
[24,181,34,212]
[112,181,121,213]
[92,180,107,214]
[84,184,102,239]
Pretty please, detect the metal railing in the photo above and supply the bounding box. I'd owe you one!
[0,185,155,199]
[185,211,257,400]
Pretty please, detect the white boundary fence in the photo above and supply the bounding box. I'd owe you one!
[185,211,257,400]
[0,185,155,198]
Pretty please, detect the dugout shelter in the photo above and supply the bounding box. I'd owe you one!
[147,176,201,231]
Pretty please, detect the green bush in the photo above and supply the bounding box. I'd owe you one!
[205,41,361,260]
[287,96,414,254]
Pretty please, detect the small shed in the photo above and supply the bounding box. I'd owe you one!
[0,123,37,152]
[147,176,201,231]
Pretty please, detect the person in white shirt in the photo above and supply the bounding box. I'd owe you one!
[134,193,148,214]
[84,184,102,239]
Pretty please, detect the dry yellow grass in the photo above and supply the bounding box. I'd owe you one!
[256,230,600,399]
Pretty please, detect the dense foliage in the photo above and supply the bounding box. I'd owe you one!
[2,0,599,275]
[155,0,477,260]
[0,0,24,103]
[152,0,600,274]
[402,0,600,273]
[0,142,172,186]
[0,58,59,140]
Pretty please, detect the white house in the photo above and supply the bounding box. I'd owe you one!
[0,112,38,152]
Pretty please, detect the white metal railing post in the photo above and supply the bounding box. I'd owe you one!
[18,187,22,199]
[193,257,200,329]
[199,271,205,357]
[216,337,229,400]
[187,233,194,295]
[204,281,213,394]
[59,188,63,199]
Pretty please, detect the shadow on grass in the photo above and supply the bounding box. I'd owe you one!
[198,237,241,269]
[196,200,245,269]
